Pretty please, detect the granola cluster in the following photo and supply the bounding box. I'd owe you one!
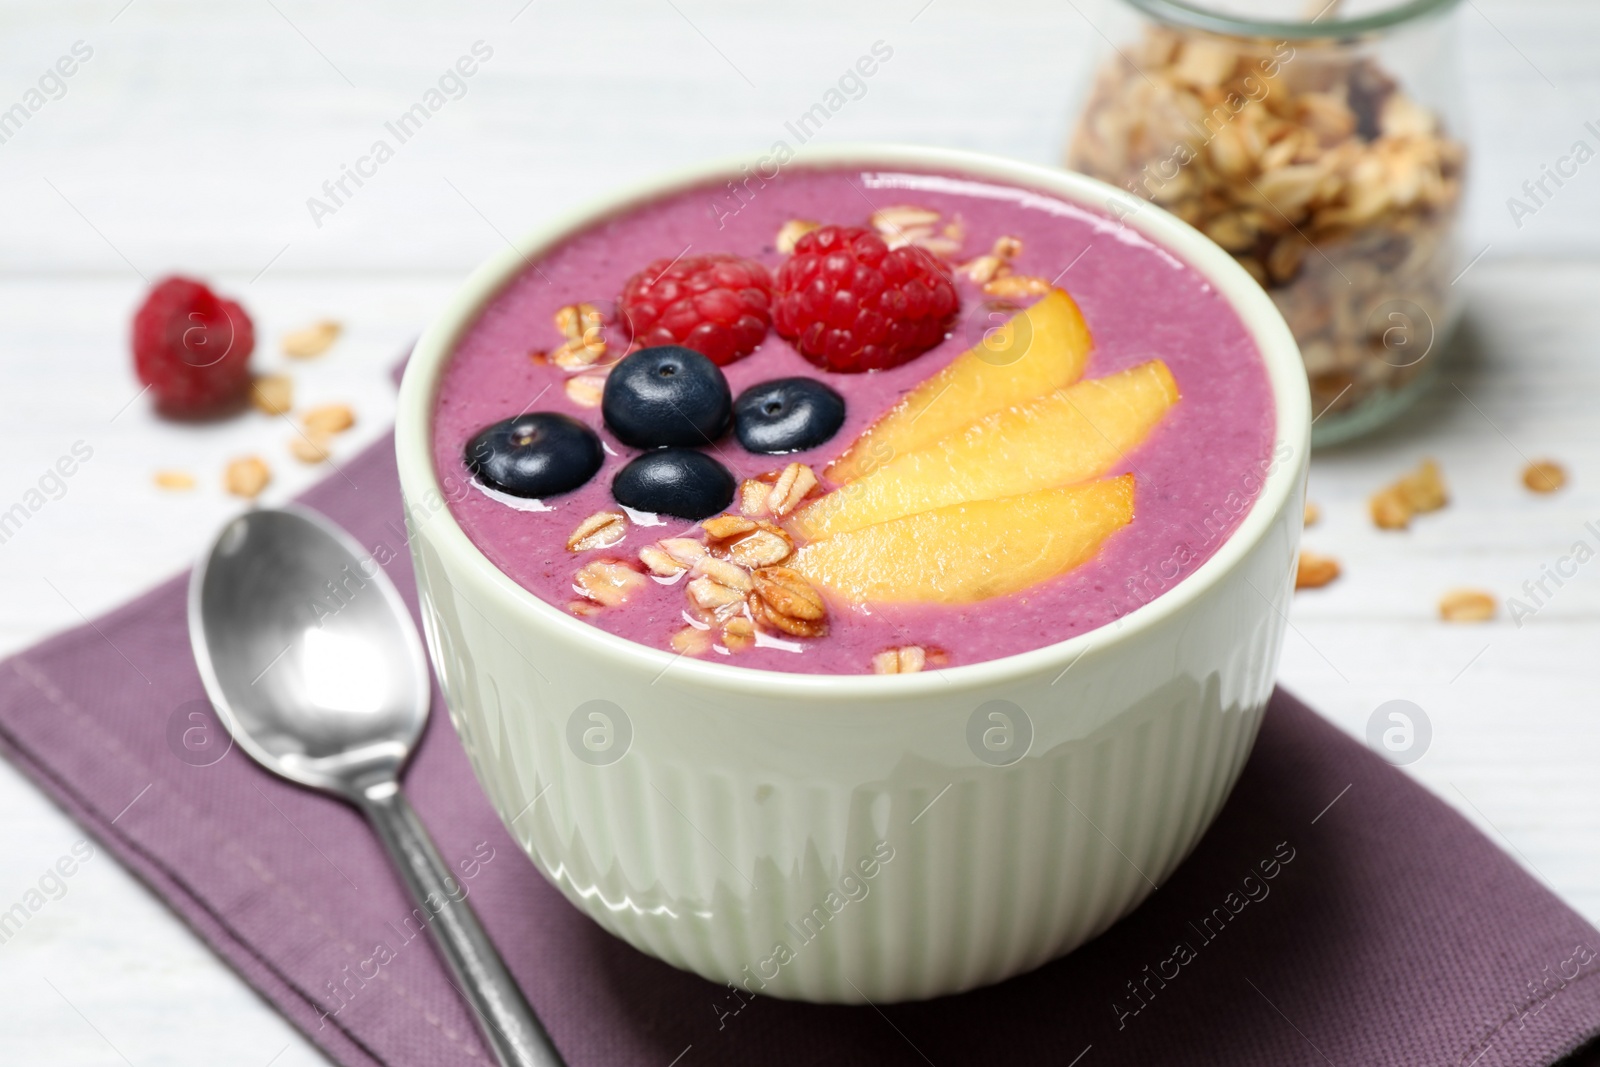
[525,302,617,409]
[867,204,964,258]
[861,204,1054,301]
[566,462,834,655]
[1368,458,1447,530]
[956,234,1053,299]
[1068,28,1467,422]
[564,465,951,671]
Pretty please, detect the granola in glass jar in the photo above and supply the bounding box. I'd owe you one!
[1068,6,1468,443]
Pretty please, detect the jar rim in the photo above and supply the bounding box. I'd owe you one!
[1119,0,1463,39]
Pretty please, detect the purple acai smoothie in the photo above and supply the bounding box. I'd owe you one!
[431,166,1277,675]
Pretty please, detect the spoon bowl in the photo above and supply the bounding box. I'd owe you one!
[189,504,563,1067]
[190,506,428,797]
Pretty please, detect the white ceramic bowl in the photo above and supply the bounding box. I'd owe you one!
[395,144,1309,1004]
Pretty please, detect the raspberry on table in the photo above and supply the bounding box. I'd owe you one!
[772,224,959,373]
[617,253,774,367]
[132,276,256,416]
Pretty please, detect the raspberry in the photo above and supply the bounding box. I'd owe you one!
[132,277,255,415]
[772,225,958,373]
[617,253,774,366]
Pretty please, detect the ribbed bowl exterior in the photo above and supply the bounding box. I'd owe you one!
[410,480,1298,1002]
[395,146,1310,1003]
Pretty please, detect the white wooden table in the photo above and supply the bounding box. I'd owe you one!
[2,1,1597,1062]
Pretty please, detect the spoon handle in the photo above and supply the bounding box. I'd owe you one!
[359,783,566,1067]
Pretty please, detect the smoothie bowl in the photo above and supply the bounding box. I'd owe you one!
[395,145,1308,1003]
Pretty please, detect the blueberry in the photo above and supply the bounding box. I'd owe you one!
[612,448,735,520]
[733,377,847,454]
[465,412,603,499]
[602,345,732,449]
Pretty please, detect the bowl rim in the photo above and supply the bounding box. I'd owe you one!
[395,143,1309,701]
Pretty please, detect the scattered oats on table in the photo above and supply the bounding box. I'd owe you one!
[289,432,332,464]
[303,403,355,436]
[1303,501,1321,526]
[281,320,342,359]
[1369,487,1411,530]
[249,374,293,416]
[1438,588,1496,623]
[1370,459,1447,530]
[224,456,271,499]
[1295,550,1341,590]
[1523,460,1567,494]
[153,470,196,491]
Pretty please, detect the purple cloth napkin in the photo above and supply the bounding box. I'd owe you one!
[3,431,1599,1067]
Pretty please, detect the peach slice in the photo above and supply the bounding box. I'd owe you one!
[825,289,1093,483]
[791,360,1178,540]
[793,476,1135,604]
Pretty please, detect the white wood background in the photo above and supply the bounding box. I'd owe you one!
[2,1,1599,1062]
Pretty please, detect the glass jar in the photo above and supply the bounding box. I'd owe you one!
[1066,0,1468,446]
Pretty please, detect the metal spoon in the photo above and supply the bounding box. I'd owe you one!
[188,505,564,1067]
